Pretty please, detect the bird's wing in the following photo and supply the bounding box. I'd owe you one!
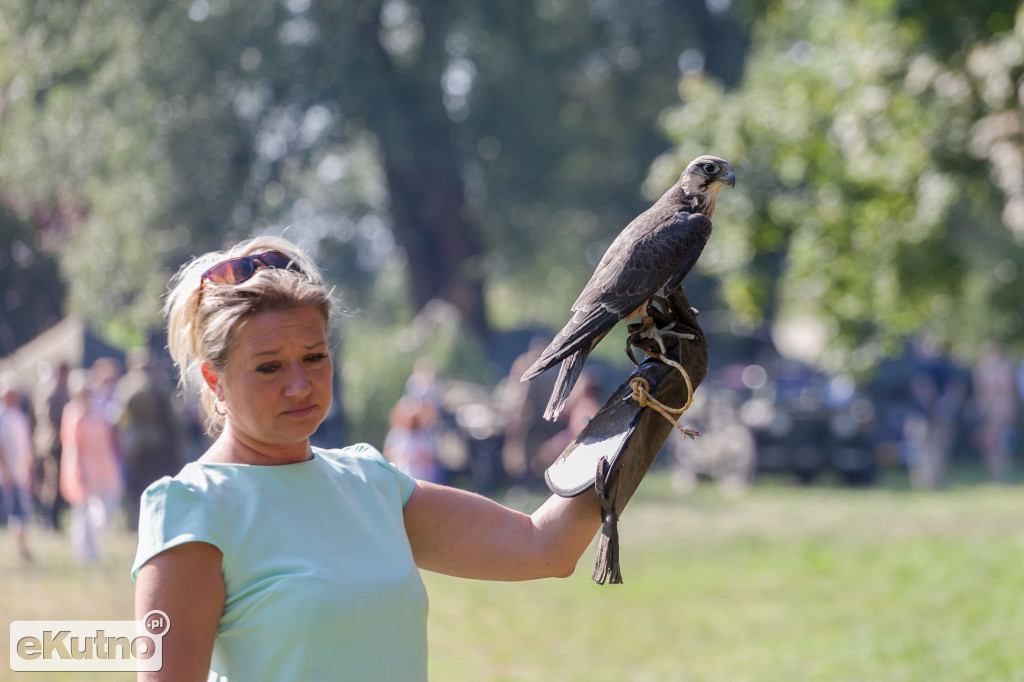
[573,210,713,313]
[522,211,712,382]
[660,212,713,294]
[520,305,615,381]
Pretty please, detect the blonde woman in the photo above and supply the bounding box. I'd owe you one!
[132,236,601,681]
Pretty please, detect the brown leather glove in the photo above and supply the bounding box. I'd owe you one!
[545,288,709,584]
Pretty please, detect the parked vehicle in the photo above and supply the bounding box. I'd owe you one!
[739,360,878,485]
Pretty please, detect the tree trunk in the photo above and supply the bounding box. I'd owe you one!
[381,140,490,340]
[356,5,490,341]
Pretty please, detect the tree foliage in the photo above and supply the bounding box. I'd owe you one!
[0,203,64,355]
[656,0,1024,374]
[1,0,746,350]
[0,1,171,349]
[5,0,1023,432]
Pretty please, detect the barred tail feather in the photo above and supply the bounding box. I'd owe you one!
[542,348,589,422]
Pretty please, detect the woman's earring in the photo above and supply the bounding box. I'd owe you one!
[214,398,227,416]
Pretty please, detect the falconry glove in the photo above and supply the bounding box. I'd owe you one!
[545,288,709,584]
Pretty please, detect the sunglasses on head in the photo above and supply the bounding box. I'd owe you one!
[198,250,302,302]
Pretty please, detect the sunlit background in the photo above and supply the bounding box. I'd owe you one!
[1,1,1024,678]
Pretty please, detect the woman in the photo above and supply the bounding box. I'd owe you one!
[132,236,601,681]
[61,368,124,561]
[0,380,35,561]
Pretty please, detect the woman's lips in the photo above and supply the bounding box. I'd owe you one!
[284,405,316,418]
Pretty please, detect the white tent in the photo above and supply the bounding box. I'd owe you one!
[0,317,124,392]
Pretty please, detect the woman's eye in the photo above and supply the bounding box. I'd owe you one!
[306,353,328,363]
[256,364,278,374]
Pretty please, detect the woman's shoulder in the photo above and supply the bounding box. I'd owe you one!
[140,460,227,500]
[315,443,417,504]
[315,442,391,469]
[316,443,415,483]
[60,400,86,422]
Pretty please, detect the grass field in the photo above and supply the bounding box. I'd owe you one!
[3,470,1024,681]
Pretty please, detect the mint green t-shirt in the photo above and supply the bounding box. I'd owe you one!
[132,444,428,681]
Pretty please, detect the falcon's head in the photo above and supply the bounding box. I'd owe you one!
[680,155,736,198]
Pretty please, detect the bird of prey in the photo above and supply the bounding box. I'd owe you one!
[520,155,735,422]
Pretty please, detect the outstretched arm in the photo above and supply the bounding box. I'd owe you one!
[403,480,602,580]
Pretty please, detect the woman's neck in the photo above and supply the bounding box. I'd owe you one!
[200,428,313,466]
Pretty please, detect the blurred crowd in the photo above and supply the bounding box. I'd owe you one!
[3,333,1022,563]
[380,337,1024,496]
[0,349,191,563]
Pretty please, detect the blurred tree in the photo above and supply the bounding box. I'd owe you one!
[0,205,64,356]
[897,0,1020,56]
[0,0,748,347]
[655,0,1024,374]
[6,0,1022,389]
[0,1,171,348]
[1,0,753,441]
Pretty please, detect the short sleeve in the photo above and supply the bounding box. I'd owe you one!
[341,443,418,505]
[379,449,419,505]
[131,476,225,581]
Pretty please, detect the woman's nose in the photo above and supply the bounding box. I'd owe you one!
[283,364,312,396]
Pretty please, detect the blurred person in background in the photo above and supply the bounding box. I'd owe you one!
[383,358,445,483]
[0,376,35,562]
[31,361,71,531]
[60,368,124,561]
[971,342,1017,482]
[89,356,124,427]
[904,338,968,489]
[499,337,562,488]
[404,357,442,407]
[116,347,184,530]
[383,395,444,484]
[532,371,603,480]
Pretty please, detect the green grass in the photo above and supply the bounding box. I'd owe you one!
[4,472,1024,681]
[2,527,136,682]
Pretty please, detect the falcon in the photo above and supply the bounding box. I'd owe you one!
[521,155,735,421]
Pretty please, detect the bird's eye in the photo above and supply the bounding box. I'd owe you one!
[702,163,719,174]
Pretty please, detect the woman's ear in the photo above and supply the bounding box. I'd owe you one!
[201,362,223,400]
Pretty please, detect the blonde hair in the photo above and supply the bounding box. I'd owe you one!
[164,235,335,434]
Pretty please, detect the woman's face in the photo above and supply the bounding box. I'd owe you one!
[212,306,333,461]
